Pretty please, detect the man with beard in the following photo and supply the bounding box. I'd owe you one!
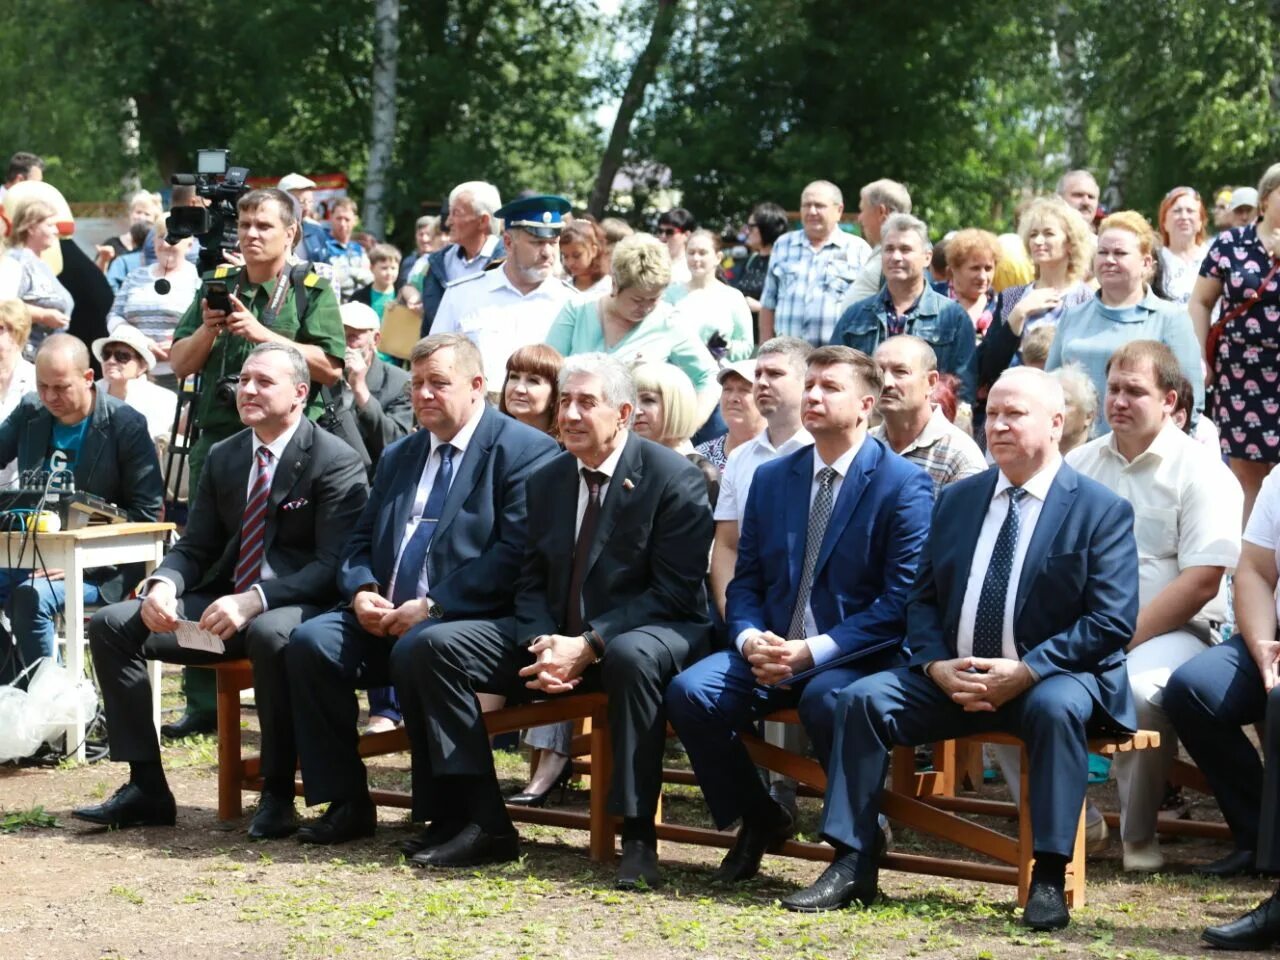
[432,195,577,389]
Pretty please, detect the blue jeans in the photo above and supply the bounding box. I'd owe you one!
[2,573,103,684]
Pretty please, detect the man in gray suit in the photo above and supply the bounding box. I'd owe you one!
[73,343,368,836]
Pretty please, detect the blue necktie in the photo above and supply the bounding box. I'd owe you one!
[391,443,455,606]
[787,467,837,640]
[971,486,1026,659]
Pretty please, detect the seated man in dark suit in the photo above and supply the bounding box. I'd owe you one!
[285,333,558,844]
[784,366,1138,931]
[0,334,163,685]
[72,343,368,834]
[666,345,933,884]
[391,353,713,888]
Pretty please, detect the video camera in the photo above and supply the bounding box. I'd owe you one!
[166,149,250,273]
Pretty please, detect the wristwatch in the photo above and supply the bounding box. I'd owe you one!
[425,597,444,620]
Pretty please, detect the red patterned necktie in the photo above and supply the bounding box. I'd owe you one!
[233,446,274,593]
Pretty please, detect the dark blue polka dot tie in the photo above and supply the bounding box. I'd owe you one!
[972,486,1026,659]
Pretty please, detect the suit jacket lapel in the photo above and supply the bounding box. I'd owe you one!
[785,449,813,594]
[812,439,878,579]
[392,430,433,538]
[435,407,495,540]
[945,471,999,630]
[585,432,643,578]
[263,420,312,554]
[1014,467,1076,623]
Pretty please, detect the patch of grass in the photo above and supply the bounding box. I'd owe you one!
[109,884,144,906]
[0,804,59,832]
[165,734,218,768]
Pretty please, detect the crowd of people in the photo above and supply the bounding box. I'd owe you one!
[4,148,1280,948]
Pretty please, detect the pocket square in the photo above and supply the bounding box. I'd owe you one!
[282,498,309,511]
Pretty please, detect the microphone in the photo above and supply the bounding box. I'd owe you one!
[154,278,171,295]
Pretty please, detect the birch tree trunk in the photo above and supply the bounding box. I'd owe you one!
[587,0,679,219]
[364,0,400,238]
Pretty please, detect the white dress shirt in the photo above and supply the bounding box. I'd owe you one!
[386,402,485,602]
[735,438,864,666]
[432,264,577,387]
[1067,420,1241,625]
[574,435,629,537]
[956,455,1063,660]
[714,424,814,529]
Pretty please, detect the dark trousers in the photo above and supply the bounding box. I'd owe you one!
[89,596,317,783]
[389,618,698,825]
[665,647,905,829]
[286,608,396,806]
[821,667,1096,858]
[1164,633,1280,864]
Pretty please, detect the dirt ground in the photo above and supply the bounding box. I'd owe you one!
[0,671,1270,960]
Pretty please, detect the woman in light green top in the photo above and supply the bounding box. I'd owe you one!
[545,232,721,424]
[665,229,754,362]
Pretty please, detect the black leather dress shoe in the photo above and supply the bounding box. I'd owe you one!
[398,820,466,858]
[1022,879,1070,931]
[616,839,661,890]
[247,793,298,840]
[1203,891,1280,950]
[711,807,795,884]
[296,798,377,845]
[1196,849,1258,878]
[409,823,520,868]
[782,854,877,912]
[160,712,217,740]
[72,783,176,829]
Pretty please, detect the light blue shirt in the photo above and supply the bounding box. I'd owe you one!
[1045,287,1204,436]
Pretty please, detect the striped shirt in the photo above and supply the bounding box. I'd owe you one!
[760,228,870,345]
[108,262,201,378]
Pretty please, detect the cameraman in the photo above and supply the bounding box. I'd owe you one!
[166,186,345,737]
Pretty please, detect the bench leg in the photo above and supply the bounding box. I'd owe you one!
[1066,803,1087,908]
[588,703,614,863]
[1017,747,1033,907]
[216,669,245,821]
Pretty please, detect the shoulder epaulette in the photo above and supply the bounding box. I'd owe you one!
[444,271,489,289]
[201,265,241,281]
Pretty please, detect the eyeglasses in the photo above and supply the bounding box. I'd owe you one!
[102,348,139,364]
[656,227,677,237]
[745,221,759,229]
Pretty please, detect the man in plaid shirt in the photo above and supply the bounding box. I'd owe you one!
[759,180,869,346]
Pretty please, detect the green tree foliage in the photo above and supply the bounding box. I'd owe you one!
[0,0,602,248]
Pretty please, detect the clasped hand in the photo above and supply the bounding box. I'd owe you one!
[743,631,814,685]
[927,656,1034,712]
[518,634,594,694]
[352,590,431,638]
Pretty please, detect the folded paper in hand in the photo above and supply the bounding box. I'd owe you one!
[175,620,226,655]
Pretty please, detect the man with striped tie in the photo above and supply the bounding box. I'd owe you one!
[75,342,368,836]
[782,366,1139,931]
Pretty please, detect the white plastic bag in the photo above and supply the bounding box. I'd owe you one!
[0,658,97,760]
[0,683,42,761]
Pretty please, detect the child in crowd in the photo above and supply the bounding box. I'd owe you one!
[352,243,402,319]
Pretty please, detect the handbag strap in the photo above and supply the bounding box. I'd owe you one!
[1212,255,1280,333]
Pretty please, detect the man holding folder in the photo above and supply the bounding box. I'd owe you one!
[666,345,933,885]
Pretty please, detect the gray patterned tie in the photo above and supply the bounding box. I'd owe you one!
[787,467,837,640]
[972,486,1027,659]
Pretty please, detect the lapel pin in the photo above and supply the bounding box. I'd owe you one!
[622,478,635,491]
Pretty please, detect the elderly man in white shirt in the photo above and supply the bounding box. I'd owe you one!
[1066,340,1242,872]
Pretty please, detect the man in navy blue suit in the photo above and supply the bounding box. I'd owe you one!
[284,333,558,845]
[783,366,1138,931]
[666,345,933,885]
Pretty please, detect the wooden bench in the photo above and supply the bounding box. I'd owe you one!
[658,709,1162,907]
[208,659,617,863]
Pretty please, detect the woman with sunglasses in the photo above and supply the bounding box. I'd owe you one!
[1157,187,1209,304]
[92,324,178,442]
